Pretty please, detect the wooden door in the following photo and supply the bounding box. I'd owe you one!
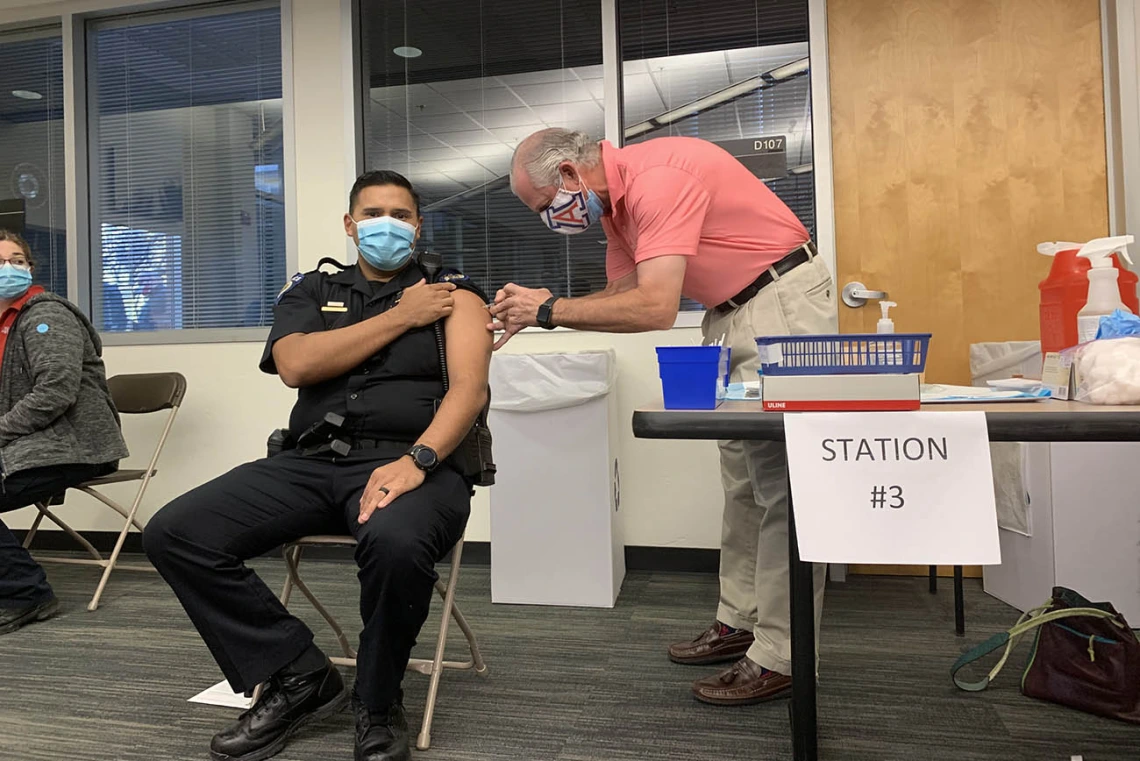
[827,0,1110,576]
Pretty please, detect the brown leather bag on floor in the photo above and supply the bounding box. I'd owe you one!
[952,586,1140,724]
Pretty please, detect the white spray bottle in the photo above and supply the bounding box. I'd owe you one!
[1076,235,1135,343]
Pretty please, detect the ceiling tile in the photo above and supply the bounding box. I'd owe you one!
[531,101,602,128]
[724,42,807,77]
[621,72,665,124]
[487,126,531,146]
[496,69,569,87]
[432,130,494,148]
[439,85,524,113]
[478,107,544,130]
[408,111,482,134]
[509,79,594,107]
[427,77,486,94]
[457,142,514,160]
[405,145,465,162]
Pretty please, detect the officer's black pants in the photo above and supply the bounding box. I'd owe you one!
[142,449,470,711]
[1,463,115,606]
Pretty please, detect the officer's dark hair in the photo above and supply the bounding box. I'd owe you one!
[349,170,422,216]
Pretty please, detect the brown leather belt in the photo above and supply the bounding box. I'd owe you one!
[714,240,817,313]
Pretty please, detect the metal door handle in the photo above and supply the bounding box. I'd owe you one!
[842,281,887,308]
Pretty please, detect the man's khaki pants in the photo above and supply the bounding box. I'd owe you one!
[701,253,837,676]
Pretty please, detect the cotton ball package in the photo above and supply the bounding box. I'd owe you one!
[1075,338,1140,404]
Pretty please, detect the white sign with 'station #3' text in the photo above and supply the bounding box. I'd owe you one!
[783,411,1000,565]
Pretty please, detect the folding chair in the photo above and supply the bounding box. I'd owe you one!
[22,372,188,611]
[258,533,487,750]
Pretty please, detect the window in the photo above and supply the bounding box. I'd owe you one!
[87,3,285,336]
[359,0,607,300]
[0,27,66,295]
[621,0,814,311]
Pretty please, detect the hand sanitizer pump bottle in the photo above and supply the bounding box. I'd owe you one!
[1076,236,1134,344]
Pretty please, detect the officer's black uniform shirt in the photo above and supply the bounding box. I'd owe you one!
[260,260,488,444]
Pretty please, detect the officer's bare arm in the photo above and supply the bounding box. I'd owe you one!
[410,290,492,459]
[271,312,408,388]
[550,255,685,332]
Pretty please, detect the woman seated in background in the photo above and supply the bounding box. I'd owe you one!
[0,230,128,636]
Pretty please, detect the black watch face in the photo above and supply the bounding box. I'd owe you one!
[414,447,437,468]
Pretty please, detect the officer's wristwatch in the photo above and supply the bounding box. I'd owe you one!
[536,296,560,330]
[407,444,439,473]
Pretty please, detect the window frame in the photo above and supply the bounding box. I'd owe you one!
[1,0,298,346]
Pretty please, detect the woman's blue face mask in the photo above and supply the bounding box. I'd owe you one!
[353,216,418,271]
[0,262,33,299]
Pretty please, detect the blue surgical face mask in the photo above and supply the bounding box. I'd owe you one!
[353,216,418,271]
[0,263,33,299]
[539,178,605,235]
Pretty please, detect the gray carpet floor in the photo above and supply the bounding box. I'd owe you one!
[2,557,1137,761]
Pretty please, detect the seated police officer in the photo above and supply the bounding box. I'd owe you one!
[143,170,491,761]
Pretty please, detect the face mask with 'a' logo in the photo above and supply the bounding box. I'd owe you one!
[539,179,605,235]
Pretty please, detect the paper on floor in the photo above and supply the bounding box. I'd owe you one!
[189,679,253,710]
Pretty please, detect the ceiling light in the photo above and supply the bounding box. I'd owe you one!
[766,58,810,83]
[393,46,422,59]
[11,90,42,100]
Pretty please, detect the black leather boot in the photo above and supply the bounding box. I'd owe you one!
[210,657,347,761]
[0,596,59,636]
[353,690,410,761]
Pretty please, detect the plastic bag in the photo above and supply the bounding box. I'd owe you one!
[1096,308,1140,340]
[1073,337,1140,404]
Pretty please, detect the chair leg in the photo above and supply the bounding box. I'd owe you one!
[283,544,356,660]
[929,565,938,594]
[35,506,106,563]
[417,538,466,751]
[22,506,48,549]
[88,494,146,611]
[438,583,487,675]
[280,545,299,608]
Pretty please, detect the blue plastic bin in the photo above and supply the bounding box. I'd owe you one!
[754,333,932,376]
[656,346,730,410]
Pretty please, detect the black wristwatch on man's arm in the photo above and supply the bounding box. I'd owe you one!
[536,297,560,330]
[407,444,439,473]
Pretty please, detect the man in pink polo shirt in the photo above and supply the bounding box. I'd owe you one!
[491,128,836,707]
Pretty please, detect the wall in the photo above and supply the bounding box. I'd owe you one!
[0,0,727,549]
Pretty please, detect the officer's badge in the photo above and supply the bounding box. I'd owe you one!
[276,272,305,304]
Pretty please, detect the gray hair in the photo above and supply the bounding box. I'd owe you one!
[511,129,601,191]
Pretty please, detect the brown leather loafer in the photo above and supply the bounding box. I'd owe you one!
[691,657,792,706]
[668,623,754,665]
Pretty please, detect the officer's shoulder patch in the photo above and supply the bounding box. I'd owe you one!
[275,272,306,304]
[439,270,469,284]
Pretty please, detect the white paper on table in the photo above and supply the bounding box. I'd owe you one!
[189,679,253,710]
[784,411,1001,565]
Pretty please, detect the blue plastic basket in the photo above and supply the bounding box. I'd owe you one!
[656,346,731,409]
[754,333,932,376]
